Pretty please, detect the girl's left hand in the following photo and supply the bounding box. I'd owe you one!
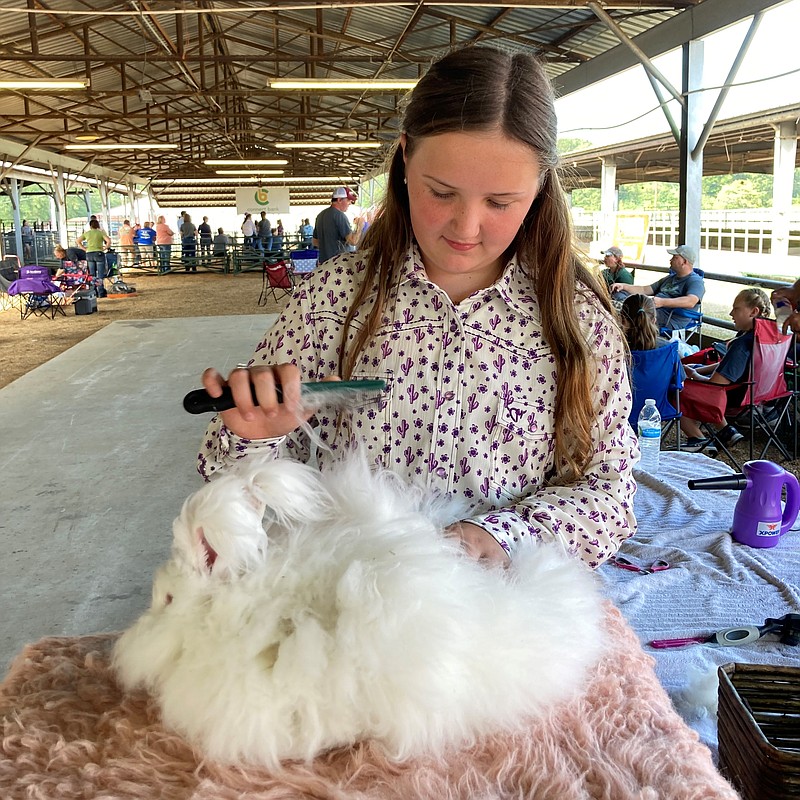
[446,522,510,567]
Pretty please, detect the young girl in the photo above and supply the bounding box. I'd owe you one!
[197,45,638,570]
[620,294,671,352]
[680,287,770,452]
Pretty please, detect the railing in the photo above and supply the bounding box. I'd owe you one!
[574,208,800,256]
[626,262,792,336]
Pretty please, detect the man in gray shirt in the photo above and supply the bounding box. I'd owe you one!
[611,244,705,331]
[313,187,364,263]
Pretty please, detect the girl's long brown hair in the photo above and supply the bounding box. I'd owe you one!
[338,45,613,483]
[621,294,660,352]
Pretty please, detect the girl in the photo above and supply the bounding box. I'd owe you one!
[620,294,670,352]
[680,287,770,452]
[198,45,638,570]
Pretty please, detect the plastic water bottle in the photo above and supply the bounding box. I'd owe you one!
[773,299,793,332]
[637,399,661,472]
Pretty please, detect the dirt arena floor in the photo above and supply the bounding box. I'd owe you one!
[0,268,283,389]
[1,267,796,476]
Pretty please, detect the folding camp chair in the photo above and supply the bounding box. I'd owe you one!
[289,248,318,281]
[628,341,684,450]
[7,266,67,320]
[258,258,294,306]
[679,318,794,469]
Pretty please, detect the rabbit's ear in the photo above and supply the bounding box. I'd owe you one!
[197,526,218,572]
[171,473,269,580]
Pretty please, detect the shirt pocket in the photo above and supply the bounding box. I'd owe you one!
[490,398,555,499]
[341,371,394,466]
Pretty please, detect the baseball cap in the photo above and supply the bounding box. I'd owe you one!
[667,244,696,264]
[332,186,357,202]
[603,246,623,258]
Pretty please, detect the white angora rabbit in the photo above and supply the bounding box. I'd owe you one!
[113,457,605,768]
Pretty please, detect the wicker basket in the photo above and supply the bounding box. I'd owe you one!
[718,663,800,799]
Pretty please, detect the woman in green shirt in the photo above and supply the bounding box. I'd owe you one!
[77,219,112,297]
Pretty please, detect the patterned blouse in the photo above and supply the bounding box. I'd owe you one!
[198,246,639,568]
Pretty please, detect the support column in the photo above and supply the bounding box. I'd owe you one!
[677,39,704,261]
[772,120,797,260]
[10,178,23,261]
[83,188,92,221]
[53,170,69,246]
[600,157,618,245]
[99,179,112,229]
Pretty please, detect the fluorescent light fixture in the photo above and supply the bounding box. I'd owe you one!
[75,133,101,142]
[152,175,359,184]
[203,159,288,166]
[270,78,417,90]
[0,79,86,90]
[274,141,382,150]
[64,143,178,150]
[214,169,284,176]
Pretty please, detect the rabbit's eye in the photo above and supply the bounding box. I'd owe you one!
[166,594,173,605]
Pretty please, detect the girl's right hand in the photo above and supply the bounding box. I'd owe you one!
[201,362,311,440]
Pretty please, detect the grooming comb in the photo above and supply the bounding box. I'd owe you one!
[183,379,387,415]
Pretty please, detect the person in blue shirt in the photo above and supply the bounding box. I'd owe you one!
[134,221,157,268]
[611,244,704,331]
[679,287,770,453]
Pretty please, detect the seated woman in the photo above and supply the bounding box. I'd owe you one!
[679,287,770,453]
[53,245,87,276]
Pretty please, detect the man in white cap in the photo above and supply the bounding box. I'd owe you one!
[611,244,704,331]
[313,186,365,264]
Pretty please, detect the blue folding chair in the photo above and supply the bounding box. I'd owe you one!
[629,341,684,450]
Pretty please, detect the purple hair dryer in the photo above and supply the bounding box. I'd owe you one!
[688,460,800,548]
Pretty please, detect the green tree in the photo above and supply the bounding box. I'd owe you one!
[558,137,593,155]
[711,178,763,209]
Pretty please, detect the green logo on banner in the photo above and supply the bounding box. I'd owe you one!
[255,188,270,205]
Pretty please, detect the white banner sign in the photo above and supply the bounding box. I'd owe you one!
[235,186,291,215]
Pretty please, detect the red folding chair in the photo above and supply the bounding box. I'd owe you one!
[679,318,794,468]
[258,259,294,306]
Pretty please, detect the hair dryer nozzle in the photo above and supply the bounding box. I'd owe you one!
[687,474,748,491]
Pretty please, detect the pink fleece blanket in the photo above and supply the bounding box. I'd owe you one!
[0,604,738,799]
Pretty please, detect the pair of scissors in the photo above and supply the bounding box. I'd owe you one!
[608,555,670,575]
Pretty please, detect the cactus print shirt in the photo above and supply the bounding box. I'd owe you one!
[198,246,638,568]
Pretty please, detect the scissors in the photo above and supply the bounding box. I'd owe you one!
[608,555,670,575]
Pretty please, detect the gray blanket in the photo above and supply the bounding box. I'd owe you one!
[600,451,800,753]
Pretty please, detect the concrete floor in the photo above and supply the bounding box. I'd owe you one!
[0,314,276,676]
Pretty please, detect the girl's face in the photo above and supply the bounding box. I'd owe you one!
[402,130,542,301]
[730,293,760,331]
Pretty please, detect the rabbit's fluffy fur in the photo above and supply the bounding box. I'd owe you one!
[113,457,605,768]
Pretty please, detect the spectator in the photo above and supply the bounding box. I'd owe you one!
[313,187,365,263]
[135,221,156,268]
[118,219,135,268]
[198,216,213,261]
[679,288,771,453]
[180,213,198,272]
[600,246,633,296]
[300,218,314,247]
[213,227,230,261]
[274,219,285,251]
[21,219,34,262]
[611,244,704,332]
[241,213,258,250]
[155,215,175,273]
[53,244,87,269]
[76,219,111,297]
[198,44,637,570]
[257,211,271,251]
[619,294,671,351]
[771,278,800,335]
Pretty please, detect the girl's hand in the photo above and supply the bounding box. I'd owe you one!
[446,522,510,567]
[201,362,311,440]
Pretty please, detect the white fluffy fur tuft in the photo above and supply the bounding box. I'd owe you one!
[113,456,605,768]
